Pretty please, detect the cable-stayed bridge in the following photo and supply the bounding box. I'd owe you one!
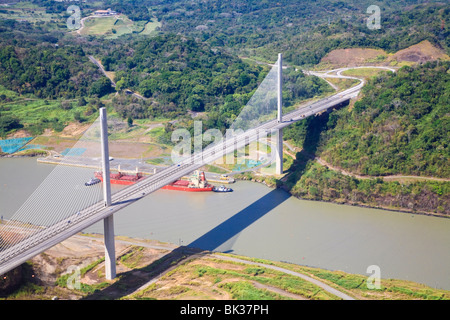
[0,58,387,279]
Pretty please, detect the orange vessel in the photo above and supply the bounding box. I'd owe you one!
[162,171,213,192]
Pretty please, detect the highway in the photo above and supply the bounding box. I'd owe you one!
[0,77,363,276]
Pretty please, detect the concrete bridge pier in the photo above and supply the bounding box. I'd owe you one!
[100,107,116,280]
[276,53,283,175]
[275,128,283,175]
[103,215,116,280]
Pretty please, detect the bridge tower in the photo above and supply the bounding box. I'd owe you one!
[99,107,116,280]
[275,53,283,175]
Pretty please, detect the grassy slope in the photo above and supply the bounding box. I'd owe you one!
[80,14,160,39]
[0,90,104,137]
[4,236,449,300]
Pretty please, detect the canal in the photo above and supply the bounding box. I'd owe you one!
[1,157,450,289]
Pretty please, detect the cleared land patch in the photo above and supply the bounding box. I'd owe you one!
[319,40,449,68]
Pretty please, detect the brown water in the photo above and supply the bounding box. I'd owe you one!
[1,158,450,289]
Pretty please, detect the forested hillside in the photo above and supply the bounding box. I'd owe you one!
[0,14,331,136]
[0,17,115,137]
[105,34,266,114]
[282,61,449,215]
[150,0,449,66]
[21,0,450,67]
[320,61,449,178]
[0,19,111,99]
[0,43,107,99]
[100,34,332,128]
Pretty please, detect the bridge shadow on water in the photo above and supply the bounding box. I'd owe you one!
[83,188,290,300]
[187,188,290,251]
[82,101,349,299]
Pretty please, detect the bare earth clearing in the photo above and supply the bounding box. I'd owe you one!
[319,40,449,68]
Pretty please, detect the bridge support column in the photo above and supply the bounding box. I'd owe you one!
[100,107,116,280]
[104,215,116,280]
[275,129,283,175]
[276,53,283,174]
[100,107,112,207]
[277,53,283,123]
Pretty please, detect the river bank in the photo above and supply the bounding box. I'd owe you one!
[234,166,449,219]
[2,232,450,300]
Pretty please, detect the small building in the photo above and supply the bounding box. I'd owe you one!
[94,8,117,16]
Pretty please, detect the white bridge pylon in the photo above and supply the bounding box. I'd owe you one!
[276,53,283,174]
[99,107,115,280]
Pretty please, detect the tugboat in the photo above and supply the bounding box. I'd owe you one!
[162,171,214,192]
[85,177,101,186]
[213,185,233,193]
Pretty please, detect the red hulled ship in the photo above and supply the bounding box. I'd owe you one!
[95,170,146,185]
[162,170,213,192]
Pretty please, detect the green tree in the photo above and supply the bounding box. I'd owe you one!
[0,114,22,137]
[90,78,113,97]
[186,94,204,112]
[78,96,87,107]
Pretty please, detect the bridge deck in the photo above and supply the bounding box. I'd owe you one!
[0,81,362,276]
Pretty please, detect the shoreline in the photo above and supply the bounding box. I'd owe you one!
[1,153,448,219]
[2,232,449,299]
[235,175,450,220]
[0,233,450,300]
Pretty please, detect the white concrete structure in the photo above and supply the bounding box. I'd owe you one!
[100,107,112,208]
[277,53,283,123]
[100,107,116,280]
[275,53,283,174]
[103,215,116,280]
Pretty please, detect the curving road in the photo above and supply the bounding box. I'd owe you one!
[212,254,356,300]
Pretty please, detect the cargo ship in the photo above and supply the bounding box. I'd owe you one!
[94,169,146,185]
[162,170,214,192]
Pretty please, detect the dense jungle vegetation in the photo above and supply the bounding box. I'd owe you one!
[148,0,449,65]
[282,61,449,214]
[104,34,332,124]
[320,61,450,178]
